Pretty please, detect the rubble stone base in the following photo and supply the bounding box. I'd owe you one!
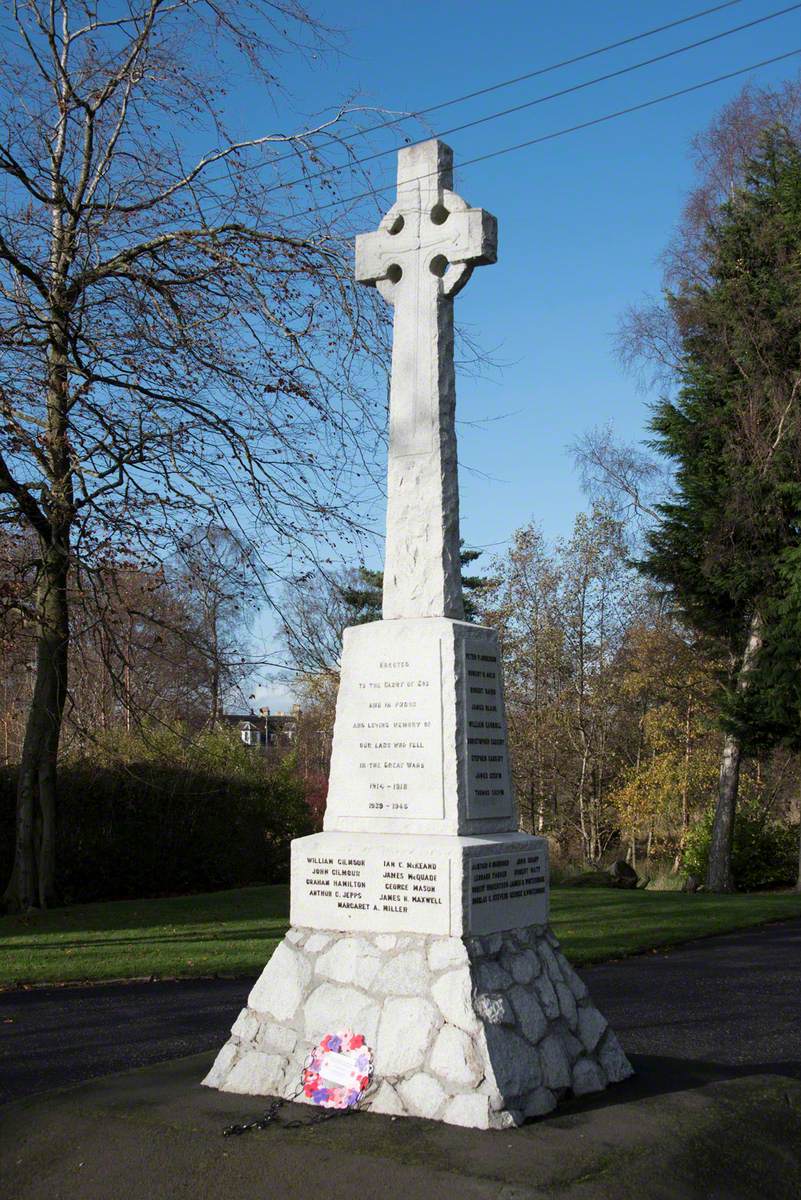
[203,923,633,1130]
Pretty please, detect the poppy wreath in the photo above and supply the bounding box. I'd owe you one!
[301,1030,373,1108]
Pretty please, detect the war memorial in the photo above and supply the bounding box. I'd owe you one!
[204,139,633,1128]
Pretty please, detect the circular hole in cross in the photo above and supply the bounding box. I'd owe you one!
[429,254,448,278]
[386,263,403,283]
[430,203,449,225]
[388,214,404,235]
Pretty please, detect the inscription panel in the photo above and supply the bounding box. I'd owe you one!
[328,625,444,821]
[292,847,450,934]
[468,846,547,934]
[462,636,513,820]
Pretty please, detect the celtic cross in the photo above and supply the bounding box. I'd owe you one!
[355,140,497,620]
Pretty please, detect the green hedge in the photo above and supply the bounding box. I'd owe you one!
[683,803,798,891]
[0,728,315,903]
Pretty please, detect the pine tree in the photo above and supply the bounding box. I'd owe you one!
[641,130,801,890]
[341,544,491,623]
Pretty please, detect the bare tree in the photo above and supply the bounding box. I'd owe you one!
[0,1,390,910]
[172,525,259,727]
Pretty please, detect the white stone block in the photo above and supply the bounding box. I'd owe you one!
[370,1080,405,1116]
[539,1034,571,1091]
[484,1027,541,1096]
[577,1005,608,1053]
[556,981,578,1031]
[247,942,310,1023]
[219,1050,286,1096]
[427,937,468,972]
[398,1072,447,1119]
[324,619,516,835]
[315,937,382,987]
[429,1023,482,1088]
[597,1029,634,1083]
[509,985,548,1045]
[431,968,480,1035]
[304,933,332,954]
[230,1009,259,1042]
[375,934,397,951]
[255,1021,297,1056]
[303,983,380,1048]
[202,1042,238,1089]
[375,997,439,1076]
[373,950,430,995]
[572,1057,607,1096]
[443,1093,491,1130]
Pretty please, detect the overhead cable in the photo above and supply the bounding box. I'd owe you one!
[293,47,801,221]
[261,0,747,173]
[262,1,801,200]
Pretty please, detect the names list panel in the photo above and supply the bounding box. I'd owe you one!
[468,847,548,933]
[462,635,513,821]
[292,846,450,934]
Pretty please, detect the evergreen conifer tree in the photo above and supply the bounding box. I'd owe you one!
[641,130,801,890]
[341,544,490,623]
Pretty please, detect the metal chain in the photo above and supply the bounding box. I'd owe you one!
[223,1089,357,1137]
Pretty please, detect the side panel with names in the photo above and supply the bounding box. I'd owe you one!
[468,846,548,934]
[462,635,513,821]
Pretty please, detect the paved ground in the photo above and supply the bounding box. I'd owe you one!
[0,976,249,1105]
[2,919,801,1198]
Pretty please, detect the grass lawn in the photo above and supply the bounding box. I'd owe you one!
[2,885,801,988]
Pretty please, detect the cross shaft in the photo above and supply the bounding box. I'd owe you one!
[356,140,497,620]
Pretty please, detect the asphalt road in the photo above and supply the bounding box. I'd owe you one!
[2,917,800,1107]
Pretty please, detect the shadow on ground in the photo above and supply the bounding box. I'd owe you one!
[1,1050,799,1200]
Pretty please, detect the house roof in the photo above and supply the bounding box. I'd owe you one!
[221,711,298,731]
[221,712,266,731]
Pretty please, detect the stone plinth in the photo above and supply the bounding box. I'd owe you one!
[203,923,633,1129]
[291,832,548,937]
[325,618,516,836]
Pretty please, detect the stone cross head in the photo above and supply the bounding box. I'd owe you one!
[355,140,497,303]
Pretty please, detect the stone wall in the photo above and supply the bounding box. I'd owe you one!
[204,923,632,1130]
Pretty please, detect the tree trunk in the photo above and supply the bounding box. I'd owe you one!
[3,541,69,911]
[577,750,590,864]
[707,731,741,892]
[706,611,763,893]
[673,692,694,874]
[795,813,801,893]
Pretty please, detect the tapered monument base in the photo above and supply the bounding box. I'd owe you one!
[203,923,632,1129]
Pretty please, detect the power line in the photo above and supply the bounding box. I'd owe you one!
[262,1,801,201]
[293,46,801,222]
[258,0,746,173]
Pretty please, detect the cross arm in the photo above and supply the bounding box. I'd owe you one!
[354,224,395,287]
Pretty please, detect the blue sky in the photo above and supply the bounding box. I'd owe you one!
[241,0,801,707]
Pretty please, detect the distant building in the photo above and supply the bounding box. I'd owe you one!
[221,705,300,751]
